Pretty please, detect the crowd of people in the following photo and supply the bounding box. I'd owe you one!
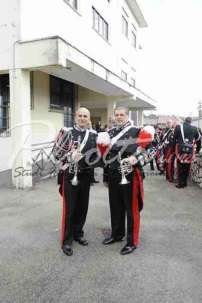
[148,118,201,188]
[52,107,201,257]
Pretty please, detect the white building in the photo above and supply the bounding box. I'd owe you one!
[0,0,155,188]
[192,103,202,130]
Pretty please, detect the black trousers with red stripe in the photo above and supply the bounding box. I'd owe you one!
[108,170,141,247]
[176,160,191,187]
[165,148,175,182]
[62,171,91,246]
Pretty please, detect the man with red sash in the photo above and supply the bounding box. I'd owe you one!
[101,107,152,255]
[52,107,98,256]
[173,117,201,188]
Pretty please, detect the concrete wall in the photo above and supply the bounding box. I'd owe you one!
[0,0,20,70]
[19,0,140,83]
[192,119,202,130]
[0,137,12,171]
[31,72,110,140]
[31,71,63,143]
[78,86,110,126]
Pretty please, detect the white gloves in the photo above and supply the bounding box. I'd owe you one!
[121,155,138,166]
[71,150,83,162]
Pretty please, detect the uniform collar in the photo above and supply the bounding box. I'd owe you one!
[115,120,131,131]
[74,125,87,132]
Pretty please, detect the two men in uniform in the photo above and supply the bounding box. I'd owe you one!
[53,106,150,256]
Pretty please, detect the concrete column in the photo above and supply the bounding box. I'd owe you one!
[9,69,32,189]
[137,109,143,127]
[107,101,116,126]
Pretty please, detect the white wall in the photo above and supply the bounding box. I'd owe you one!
[0,137,12,171]
[0,0,20,70]
[192,119,202,130]
[78,86,108,125]
[31,71,63,143]
[20,0,140,82]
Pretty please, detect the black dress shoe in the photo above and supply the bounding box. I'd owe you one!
[120,244,136,255]
[62,244,73,256]
[75,237,88,246]
[102,237,124,245]
[175,185,184,188]
[93,180,99,183]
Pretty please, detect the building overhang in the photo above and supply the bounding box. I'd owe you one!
[15,36,135,97]
[117,89,156,111]
[126,0,147,27]
[15,36,155,110]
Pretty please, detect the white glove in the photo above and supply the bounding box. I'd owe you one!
[71,150,83,162]
[121,156,138,166]
[128,155,138,165]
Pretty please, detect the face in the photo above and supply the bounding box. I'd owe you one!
[114,109,129,126]
[75,108,90,128]
[167,120,173,128]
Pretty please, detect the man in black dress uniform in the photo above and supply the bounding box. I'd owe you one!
[53,107,98,256]
[173,117,201,188]
[102,107,147,255]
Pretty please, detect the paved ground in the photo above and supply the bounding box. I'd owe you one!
[0,169,202,303]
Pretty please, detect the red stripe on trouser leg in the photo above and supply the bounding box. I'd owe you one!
[132,169,142,247]
[167,151,173,181]
[175,145,180,185]
[60,177,67,247]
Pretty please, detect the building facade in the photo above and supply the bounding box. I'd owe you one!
[0,0,155,188]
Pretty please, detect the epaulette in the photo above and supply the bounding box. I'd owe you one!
[108,126,116,133]
[89,129,97,134]
[61,127,73,132]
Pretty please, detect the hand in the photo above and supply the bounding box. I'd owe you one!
[72,151,83,162]
[127,155,138,165]
[121,156,138,166]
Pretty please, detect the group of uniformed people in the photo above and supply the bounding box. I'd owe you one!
[150,117,201,188]
[52,107,201,257]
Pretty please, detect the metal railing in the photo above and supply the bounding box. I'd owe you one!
[31,140,57,180]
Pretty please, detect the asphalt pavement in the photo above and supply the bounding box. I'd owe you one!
[0,168,202,303]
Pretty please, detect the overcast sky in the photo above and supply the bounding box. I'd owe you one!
[137,0,202,117]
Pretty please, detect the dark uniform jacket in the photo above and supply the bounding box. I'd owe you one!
[53,126,98,173]
[103,121,143,181]
[173,122,201,153]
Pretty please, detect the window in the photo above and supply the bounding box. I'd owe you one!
[50,76,74,112]
[0,74,9,133]
[65,0,78,10]
[122,15,128,38]
[132,31,136,48]
[121,71,127,81]
[131,78,136,88]
[92,7,109,41]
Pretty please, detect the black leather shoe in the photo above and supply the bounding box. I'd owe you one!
[93,180,99,183]
[102,237,124,245]
[62,244,73,256]
[120,244,136,255]
[75,237,88,246]
[175,185,184,188]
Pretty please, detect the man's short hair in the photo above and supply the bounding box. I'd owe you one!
[76,107,90,118]
[114,106,129,115]
[185,117,192,124]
